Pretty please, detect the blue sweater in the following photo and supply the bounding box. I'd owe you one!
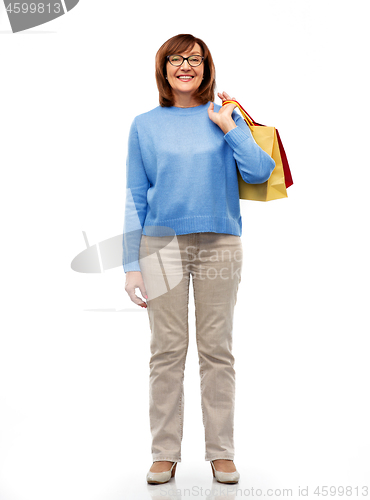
[122,101,275,273]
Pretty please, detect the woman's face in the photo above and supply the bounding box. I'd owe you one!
[165,43,204,100]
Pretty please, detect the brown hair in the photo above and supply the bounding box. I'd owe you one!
[155,34,216,107]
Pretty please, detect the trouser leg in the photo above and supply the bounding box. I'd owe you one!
[189,232,243,461]
[139,234,191,462]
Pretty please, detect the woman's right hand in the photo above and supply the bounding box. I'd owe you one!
[125,271,148,308]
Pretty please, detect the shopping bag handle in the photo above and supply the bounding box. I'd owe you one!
[221,99,258,128]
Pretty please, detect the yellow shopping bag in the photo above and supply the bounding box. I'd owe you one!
[222,100,291,202]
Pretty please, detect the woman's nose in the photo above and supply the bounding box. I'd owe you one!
[181,59,191,69]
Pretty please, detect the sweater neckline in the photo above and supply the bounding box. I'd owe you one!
[164,102,210,115]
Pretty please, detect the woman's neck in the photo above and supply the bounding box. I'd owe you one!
[174,104,201,108]
[172,93,203,108]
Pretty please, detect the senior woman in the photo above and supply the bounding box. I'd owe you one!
[122,34,275,484]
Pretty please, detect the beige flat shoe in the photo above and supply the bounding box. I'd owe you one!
[211,460,240,484]
[146,461,177,484]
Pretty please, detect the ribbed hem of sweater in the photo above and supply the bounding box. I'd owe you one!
[142,215,241,237]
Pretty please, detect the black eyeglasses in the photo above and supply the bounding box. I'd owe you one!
[167,54,204,67]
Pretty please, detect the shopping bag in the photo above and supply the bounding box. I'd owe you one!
[222,99,293,201]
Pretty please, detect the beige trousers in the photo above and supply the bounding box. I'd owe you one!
[139,231,243,462]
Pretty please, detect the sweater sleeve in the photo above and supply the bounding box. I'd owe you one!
[122,117,150,273]
[223,110,276,184]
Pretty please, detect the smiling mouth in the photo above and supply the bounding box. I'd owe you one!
[177,76,194,81]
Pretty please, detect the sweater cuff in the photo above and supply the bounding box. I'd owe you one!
[124,261,141,273]
[223,125,251,149]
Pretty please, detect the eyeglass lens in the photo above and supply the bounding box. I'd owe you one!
[168,55,203,67]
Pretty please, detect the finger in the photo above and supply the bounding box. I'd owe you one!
[218,92,227,102]
[128,289,147,307]
[137,296,147,308]
[129,293,145,306]
[139,285,148,300]
[135,285,148,307]
[222,92,234,105]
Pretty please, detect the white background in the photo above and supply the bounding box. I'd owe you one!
[0,1,369,499]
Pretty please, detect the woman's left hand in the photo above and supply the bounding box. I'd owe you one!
[208,91,237,134]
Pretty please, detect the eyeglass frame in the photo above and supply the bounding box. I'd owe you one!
[166,54,205,67]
